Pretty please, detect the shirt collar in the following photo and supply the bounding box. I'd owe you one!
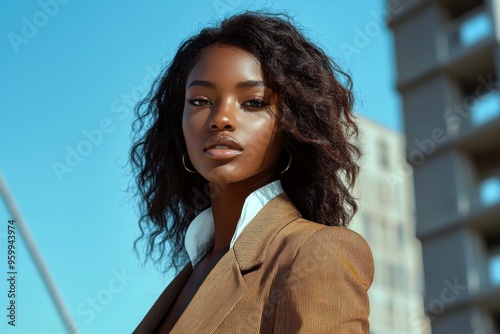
[184,180,284,268]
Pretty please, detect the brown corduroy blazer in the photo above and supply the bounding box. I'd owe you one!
[134,194,374,333]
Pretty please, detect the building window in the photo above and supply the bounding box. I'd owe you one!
[470,139,500,210]
[397,224,405,248]
[455,70,498,133]
[380,219,387,250]
[471,91,500,127]
[489,248,500,286]
[485,233,500,286]
[378,140,390,170]
[480,175,500,207]
[459,10,492,47]
[443,0,492,57]
[389,262,408,293]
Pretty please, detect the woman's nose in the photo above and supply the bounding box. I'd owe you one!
[209,100,237,131]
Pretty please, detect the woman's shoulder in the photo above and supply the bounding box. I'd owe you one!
[280,217,374,286]
[285,217,371,252]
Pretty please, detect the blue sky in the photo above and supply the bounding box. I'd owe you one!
[0,1,401,333]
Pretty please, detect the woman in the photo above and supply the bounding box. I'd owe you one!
[131,11,374,333]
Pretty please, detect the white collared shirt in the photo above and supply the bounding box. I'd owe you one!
[184,180,284,268]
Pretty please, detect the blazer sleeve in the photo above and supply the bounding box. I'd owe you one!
[272,226,374,333]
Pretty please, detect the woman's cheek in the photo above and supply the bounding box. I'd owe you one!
[242,146,259,165]
[250,122,275,150]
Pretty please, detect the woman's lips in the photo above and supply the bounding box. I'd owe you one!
[203,136,243,160]
[204,146,243,160]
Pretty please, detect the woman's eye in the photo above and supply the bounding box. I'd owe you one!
[187,98,211,106]
[241,99,270,109]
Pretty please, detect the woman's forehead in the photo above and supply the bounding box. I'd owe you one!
[187,46,264,86]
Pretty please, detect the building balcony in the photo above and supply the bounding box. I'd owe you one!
[449,89,500,140]
[471,90,500,127]
[393,2,496,92]
[443,5,493,59]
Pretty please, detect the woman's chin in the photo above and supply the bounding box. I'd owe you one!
[200,167,243,185]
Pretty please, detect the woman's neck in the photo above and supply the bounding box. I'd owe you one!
[208,173,276,255]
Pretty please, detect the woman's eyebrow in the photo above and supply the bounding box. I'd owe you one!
[235,80,267,89]
[187,80,216,89]
[186,80,268,89]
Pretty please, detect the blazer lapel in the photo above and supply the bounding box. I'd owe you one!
[171,249,249,333]
[171,193,301,333]
[233,193,301,271]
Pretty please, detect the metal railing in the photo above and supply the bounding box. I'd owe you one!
[0,172,78,334]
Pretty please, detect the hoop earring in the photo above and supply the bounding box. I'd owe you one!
[182,152,197,173]
[278,149,292,174]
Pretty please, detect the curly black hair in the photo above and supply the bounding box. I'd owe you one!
[130,11,360,273]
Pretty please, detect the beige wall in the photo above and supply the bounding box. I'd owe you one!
[351,116,430,334]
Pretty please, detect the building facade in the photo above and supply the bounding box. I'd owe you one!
[351,116,429,334]
[387,0,500,333]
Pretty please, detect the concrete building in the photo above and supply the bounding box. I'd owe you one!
[386,0,500,333]
[351,116,429,334]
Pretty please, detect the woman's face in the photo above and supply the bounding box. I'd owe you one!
[182,45,283,185]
